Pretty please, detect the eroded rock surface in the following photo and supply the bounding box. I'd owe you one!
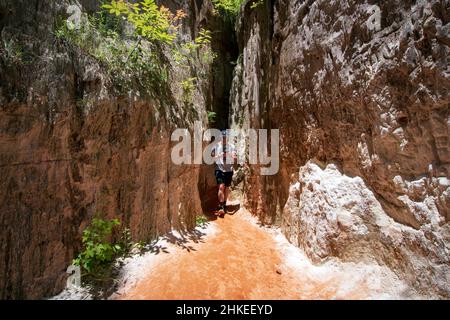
[0,0,219,299]
[230,0,449,297]
[283,162,449,298]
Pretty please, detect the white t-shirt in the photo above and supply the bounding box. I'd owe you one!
[212,142,236,172]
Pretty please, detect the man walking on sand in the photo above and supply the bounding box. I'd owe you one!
[212,130,237,218]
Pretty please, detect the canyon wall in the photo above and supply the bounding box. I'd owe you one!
[0,0,223,299]
[231,0,449,297]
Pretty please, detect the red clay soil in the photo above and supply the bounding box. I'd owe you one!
[118,209,367,300]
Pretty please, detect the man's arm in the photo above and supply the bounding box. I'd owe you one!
[230,144,237,160]
[211,146,223,159]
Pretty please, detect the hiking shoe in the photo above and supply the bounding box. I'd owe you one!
[216,205,225,216]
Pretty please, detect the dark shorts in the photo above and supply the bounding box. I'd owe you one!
[215,170,233,187]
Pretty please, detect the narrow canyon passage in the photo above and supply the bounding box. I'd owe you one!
[112,200,412,300]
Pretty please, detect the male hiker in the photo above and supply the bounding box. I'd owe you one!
[212,130,237,217]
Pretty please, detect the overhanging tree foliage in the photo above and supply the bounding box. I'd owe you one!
[102,0,186,44]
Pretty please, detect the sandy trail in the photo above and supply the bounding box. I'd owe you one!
[119,210,306,299]
[113,203,411,300]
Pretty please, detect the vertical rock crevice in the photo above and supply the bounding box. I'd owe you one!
[197,3,240,213]
[209,9,239,130]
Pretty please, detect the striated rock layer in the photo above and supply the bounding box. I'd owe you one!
[230,0,449,297]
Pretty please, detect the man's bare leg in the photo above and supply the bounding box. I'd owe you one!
[218,184,226,203]
[224,187,230,205]
[217,184,226,216]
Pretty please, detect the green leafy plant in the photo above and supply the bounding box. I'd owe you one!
[181,77,197,105]
[118,227,133,254]
[54,9,169,95]
[2,39,24,65]
[73,218,124,275]
[250,0,264,9]
[196,215,208,226]
[212,0,263,18]
[132,241,146,252]
[211,0,244,17]
[196,29,216,65]
[173,28,215,67]
[196,28,212,45]
[54,19,77,42]
[102,0,186,44]
[207,111,217,124]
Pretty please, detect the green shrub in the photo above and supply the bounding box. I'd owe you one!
[250,0,264,9]
[102,0,186,44]
[118,227,133,254]
[181,77,197,105]
[207,111,217,124]
[73,218,124,275]
[211,0,245,17]
[196,215,208,226]
[196,29,216,65]
[54,1,220,99]
[212,0,263,18]
[173,28,216,67]
[54,8,170,95]
[1,39,24,66]
[196,28,213,45]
